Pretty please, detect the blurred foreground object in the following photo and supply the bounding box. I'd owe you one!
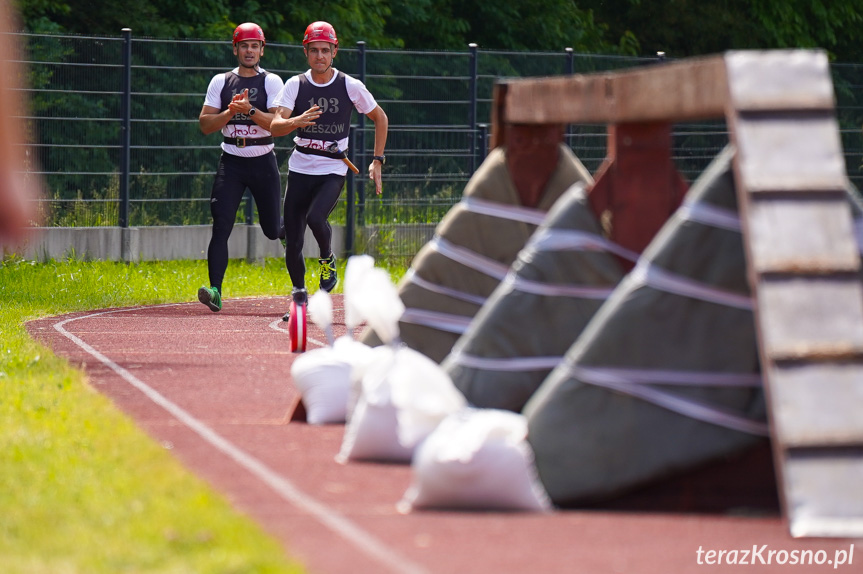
[0,0,42,246]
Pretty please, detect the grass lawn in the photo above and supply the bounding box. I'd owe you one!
[0,255,403,574]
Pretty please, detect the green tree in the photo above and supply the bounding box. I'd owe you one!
[382,0,633,53]
[580,0,863,62]
[16,0,234,38]
[15,0,629,53]
[15,0,399,47]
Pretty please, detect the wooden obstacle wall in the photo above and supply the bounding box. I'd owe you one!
[491,50,863,538]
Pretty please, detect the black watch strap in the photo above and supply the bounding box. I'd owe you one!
[372,155,386,165]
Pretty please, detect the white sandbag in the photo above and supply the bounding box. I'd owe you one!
[336,344,465,463]
[333,334,379,422]
[291,290,373,424]
[308,290,335,344]
[398,408,552,512]
[290,347,352,425]
[336,345,410,462]
[344,254,376,335]
[353,267,405,345]
[389,346,467,448]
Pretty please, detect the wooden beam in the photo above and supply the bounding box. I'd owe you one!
[503,54,728,124]
[501,50,835,126]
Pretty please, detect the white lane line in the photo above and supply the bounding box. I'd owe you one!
[268,318,327,348]
[53,303,428,574]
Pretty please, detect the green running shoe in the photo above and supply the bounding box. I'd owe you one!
[319,254,338,293]
[197,286,222,312]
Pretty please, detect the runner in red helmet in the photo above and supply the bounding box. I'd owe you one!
[233,22,266,46]
[303,21,338,46]
[271,21,388,319]
[196,23,286,312]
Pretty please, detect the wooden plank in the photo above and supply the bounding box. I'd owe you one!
[503,55,728,125]
[770,363,863,447]
[725,50,835,112]
[732,115,848,192]
[756,277,863,360]
[746,197,861,274]
[503,51,834,126]
[783,451,863,537]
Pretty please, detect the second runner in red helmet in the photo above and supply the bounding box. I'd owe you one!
[196,22,286,312]
[270,21,388,312]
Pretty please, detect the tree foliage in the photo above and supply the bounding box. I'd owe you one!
[579,0,863,62]
[15,0,628,53]
[17,0,863,60]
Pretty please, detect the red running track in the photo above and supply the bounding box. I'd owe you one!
[27,297,861,574]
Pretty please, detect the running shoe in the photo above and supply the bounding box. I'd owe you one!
[282,287,308,321]
[197,286,222,312]
[319,254,338,293]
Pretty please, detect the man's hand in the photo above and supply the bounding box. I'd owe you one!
[292,104,322,129]
[270,105,322,137]
[228,89,251,115]
[368,160,382,195]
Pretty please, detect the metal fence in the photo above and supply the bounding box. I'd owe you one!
[17,32,863,258]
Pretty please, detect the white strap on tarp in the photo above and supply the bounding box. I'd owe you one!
[569,364,769,436]
[460,197,549,225]
[527,228,641,262]
[447,351,562,371]
[400,236,508,313]
[678,201,742,232]
[571,366,762,387]
[630,260,754,310]
[399,308,472,334]
[505,273,615,299]
[404,269,488,305]
[429,236,511,281]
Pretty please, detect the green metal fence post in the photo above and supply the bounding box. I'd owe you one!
[356,41,367,228]
[468,43,478,174]
[346,127,356,256]
[120,28,132,261]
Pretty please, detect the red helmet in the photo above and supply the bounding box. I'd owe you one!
[233,22,266,46]
[303,21,338,46]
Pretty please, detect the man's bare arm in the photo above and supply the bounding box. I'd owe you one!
[366,105,389,195]
[199,104,235,135]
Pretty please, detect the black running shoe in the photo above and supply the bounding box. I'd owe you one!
[319,254,338,293]
[282,287,308,321]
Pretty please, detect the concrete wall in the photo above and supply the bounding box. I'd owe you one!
[2,225,344,263]
[0,223,437,263]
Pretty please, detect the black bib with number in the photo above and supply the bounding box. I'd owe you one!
[294,72,352,141]
[221,71,269,126]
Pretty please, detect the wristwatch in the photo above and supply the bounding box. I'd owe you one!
[248,107,257,116]
[372,155,386,165]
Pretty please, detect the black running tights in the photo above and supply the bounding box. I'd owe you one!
[283,170,345,289]
[207,152,282,291]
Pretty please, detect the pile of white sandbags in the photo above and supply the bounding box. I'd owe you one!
[289,256,378,425]
[308,257,553,513]
[336,264,467,463]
